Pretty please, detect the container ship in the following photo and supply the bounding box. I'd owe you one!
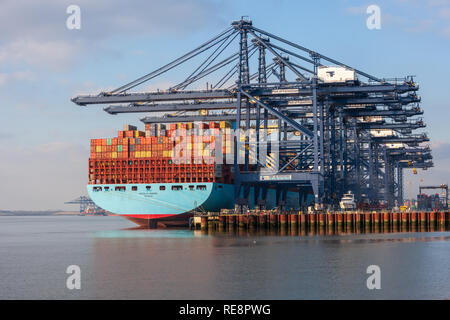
[88,122,299,227]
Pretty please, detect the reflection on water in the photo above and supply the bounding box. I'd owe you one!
[95,228,206,239]
[1,216,449,300]
[96,227,450,245]
[193,228,450,244]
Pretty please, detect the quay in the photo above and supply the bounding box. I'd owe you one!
[191,211,450,234]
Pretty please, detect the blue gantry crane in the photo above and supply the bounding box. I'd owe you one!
[71,17,433,210]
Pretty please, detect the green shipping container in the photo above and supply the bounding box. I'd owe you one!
[117,145,123,152]
[107,138,112,145]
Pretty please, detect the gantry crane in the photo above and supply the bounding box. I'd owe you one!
[65,196,106,215]
[71,17,433,210]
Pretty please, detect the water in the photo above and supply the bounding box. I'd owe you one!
[0,215,449,299]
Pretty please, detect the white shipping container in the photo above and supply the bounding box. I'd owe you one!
[370,129,397,137]
[318,66,357,83]
[386,143,404,149]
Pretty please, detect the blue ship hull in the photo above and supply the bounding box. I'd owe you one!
[88,183,234,216]
[88,182,300,226]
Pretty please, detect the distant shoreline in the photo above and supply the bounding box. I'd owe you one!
[0,210,81,216]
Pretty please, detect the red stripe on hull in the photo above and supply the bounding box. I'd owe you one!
[122,214,175,220]
[122,212,192,228]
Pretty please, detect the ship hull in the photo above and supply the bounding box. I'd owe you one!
[88,183,234,227]
[88,182,302,227]
[122,212,193,228]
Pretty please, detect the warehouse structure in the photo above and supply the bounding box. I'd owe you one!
[72,18,433,211]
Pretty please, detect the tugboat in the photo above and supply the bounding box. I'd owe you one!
[339,191,356,210]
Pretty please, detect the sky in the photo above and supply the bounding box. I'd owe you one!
[0,0,449,210]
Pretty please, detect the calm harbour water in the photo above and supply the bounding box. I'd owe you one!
[0,215,449,299]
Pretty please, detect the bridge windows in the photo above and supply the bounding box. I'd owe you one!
[131,186,138,191]
[196,185,207,190]
[171,185,183,191]
[160,186,166,191]
[93,187,102,192]
[115,186,126,191]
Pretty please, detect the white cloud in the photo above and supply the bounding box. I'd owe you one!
[0,0,224,70]
[0,70,36,86]
[0,74,7,86]
[427,0,450,7]
[439,7,450,17]
[0,39,80,70]
[442,25,450,37]
[0,131,14,140]
[346,5,367,15]
[404,19,434,33]
[430,140,450,159]
[346,2,450,38]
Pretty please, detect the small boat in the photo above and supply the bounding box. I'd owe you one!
[339,191,356,210]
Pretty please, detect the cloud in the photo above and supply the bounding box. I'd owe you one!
[439,7,450,17]
[443,26,450,37]
[345,1,450,38]
[404,19,434,33]
[345,4,408,27]
[0,0,223,41]
[70,81,116,97]
[346,5,367,15]
[0,70,36,86]
[427,0,450,7]
[0,0,225,70]
[382,12,408,26]
[0,132,14,140]
[403,139,450,197]
[0,39,81,71]
[430,140,450,159]
[0,74,7,86]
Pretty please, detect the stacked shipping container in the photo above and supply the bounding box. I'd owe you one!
[417,193,446,210]
[89,122,235,185]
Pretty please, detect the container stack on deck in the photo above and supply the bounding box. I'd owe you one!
[88,123,236,185]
